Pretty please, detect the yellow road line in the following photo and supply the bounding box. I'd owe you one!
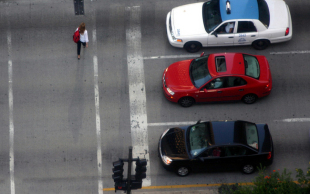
[103,181,299,191]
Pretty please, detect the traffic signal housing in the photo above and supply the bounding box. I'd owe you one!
[112,160,124,183]
[135,159,147,181]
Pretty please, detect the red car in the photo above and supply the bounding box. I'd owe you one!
[162,53,272,107]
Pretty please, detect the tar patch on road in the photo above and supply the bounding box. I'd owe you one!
[74,0,84,15]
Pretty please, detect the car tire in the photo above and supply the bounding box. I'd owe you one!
[176,166,190,177]
[252,40,270,50]
[184,41,202,53]
[242,94,257,104]
[241,164,255,174]
[178,97,195,107]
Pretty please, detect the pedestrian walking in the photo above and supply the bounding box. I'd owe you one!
[75,22,89,60]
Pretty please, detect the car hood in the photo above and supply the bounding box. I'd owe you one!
[171,2,206,36]
[267,0,289,29]
[161,127,190,159]
[165,60,196,90]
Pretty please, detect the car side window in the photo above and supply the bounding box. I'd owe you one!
[201,147,223,157]
[205,77,226,89]
[226,77,247,87]
[215,22,235,34]
[237,21,257,33]
[223,146,248,157]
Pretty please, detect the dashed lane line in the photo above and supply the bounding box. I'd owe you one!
[142,50,310,60]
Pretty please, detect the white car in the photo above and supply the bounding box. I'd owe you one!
[166,0,292,52]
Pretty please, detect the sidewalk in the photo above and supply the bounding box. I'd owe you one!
[104,187,219,194]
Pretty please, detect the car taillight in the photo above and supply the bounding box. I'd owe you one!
[265,84,269,89]
[267,152,272,160]
[285,28,289,36]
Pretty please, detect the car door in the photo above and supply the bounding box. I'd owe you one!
[208,22,235,46]
[190,147,224,172]
[219,76,248,101]
[234,21,258,46]
[195,77,228,102]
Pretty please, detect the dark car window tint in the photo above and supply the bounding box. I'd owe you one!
[224,146,247,157]
[190,56,212,88]
[203,0,222,33]
[237,21,257,33]
[215,56,227,72]
[257,0,270,28]
[227,77,247,87]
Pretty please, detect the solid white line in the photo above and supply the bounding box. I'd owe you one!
[143,54,199,60]
[92,17,103,194]
[270,50,310,55]
[7,28,15,194]
[126,6,151,187]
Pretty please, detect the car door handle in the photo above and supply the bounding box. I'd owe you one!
[228,37,234,38]
[239,89,244,91]
[251,35,256,37]
[217,91,222,93]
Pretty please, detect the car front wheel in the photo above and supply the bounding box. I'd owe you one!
[178,97,195,107]
[184,41,202,53]
[252,40,270,50]
[241,164,255,174]
[242,94,257,104]
[176,166,190,177]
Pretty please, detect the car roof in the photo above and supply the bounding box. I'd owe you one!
[209,121,252,146]
[220,0,259,21]
[208,53,245,77]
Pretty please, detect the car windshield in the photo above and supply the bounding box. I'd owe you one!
[189,56,212,88]
[202,0,222,33]
[257,0,270,28]
[244,55,260,79]
[188,122,214,157]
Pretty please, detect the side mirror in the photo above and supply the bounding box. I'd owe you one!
[196,119,201,124]
[200,52,205,57]
[203,88,208,92]
[212,32,218,37]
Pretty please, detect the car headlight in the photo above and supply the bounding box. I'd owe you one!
[162,155,172,165]
[167,88,175,95]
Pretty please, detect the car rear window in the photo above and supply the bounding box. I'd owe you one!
[234,121,259,150]
[257,0,270,28]
[244,55,260,79]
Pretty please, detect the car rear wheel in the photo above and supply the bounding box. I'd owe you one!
[184,41,202,53]
[176,166,190,177]
[242,94,257,104]
[178,97,195,107]
[252,40,270,50]
[241,164,255,174]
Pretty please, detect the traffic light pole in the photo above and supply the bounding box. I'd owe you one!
[127,146,132,194]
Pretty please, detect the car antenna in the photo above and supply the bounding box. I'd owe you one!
[196,119,201,124]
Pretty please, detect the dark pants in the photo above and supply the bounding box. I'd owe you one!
[77,41,86,55]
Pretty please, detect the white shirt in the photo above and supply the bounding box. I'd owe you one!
[76,28,89,43]
[225,23,234,33]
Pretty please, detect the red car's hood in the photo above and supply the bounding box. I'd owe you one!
[165,60,196,90]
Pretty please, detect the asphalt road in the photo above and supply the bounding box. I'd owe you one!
[0,0,310,193]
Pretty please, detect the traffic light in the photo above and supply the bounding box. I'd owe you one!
[135,159,147,180]
[112,160,124,183]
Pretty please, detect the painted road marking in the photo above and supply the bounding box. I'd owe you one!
[7,12,15,194]
[126,6,151,186]
[148,118,310,127]
[142,50,310,60]
[91,12,103,194]
[270,50,310,55]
